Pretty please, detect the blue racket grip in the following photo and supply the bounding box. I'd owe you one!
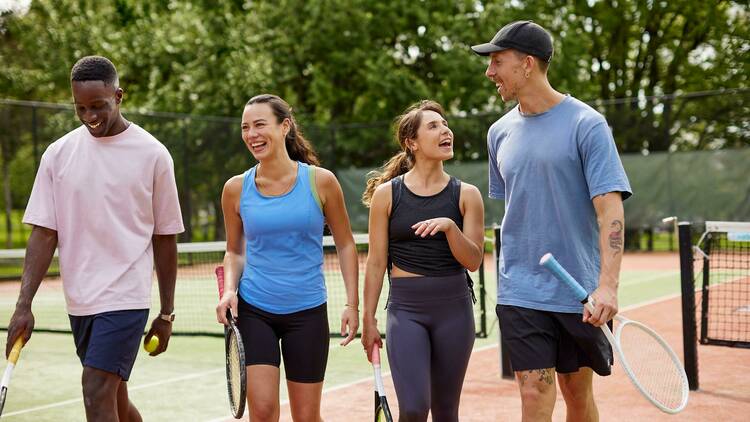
[539,253,589,303]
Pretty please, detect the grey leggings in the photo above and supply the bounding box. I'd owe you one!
[386,273,475,422]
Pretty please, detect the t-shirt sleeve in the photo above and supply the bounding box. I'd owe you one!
[579,120,632,200]
[22,152,58,230]
[152,149,185,235]
[488,128,506,200]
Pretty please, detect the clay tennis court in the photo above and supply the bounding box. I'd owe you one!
[276,252,749,421]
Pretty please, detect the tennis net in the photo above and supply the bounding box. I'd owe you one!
[693,221,750,348]
[0,234,488,337]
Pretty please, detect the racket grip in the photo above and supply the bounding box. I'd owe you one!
[539,253,589,302]
[372,343,381,365]
[215,266,225,299]
[8,337,24,364]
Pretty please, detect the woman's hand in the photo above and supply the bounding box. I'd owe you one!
[361,317,383,362]
[216,291,238,326]
[339,306,359,346]
[411,217,457,237]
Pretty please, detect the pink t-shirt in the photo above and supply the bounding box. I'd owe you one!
[23,123,184,315]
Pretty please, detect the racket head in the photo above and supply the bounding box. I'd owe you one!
[378,396,394,422]
[225,319,247,419]
[613,317,690,413]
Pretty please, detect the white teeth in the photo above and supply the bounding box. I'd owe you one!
[88,121,101,128]
[251,142,266,148]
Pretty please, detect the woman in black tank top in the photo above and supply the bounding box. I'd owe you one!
[361,100,485,422]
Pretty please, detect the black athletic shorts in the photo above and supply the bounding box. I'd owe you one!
[236,295,329,383]
[496,305,613,376]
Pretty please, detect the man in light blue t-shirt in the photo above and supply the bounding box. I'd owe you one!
[472,21,632,421]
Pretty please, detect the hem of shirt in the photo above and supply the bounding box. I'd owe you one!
[488,192,505,200]
[66,301,152,317]
[241,296,327,315]
[497,298,584,314]
[589,184,632,201]
[21,217,57,231]
[153,225,186,235]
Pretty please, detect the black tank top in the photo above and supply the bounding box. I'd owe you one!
[388,175,465,276]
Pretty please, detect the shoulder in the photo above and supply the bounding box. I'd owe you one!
[223,174,245,197]
[564,96,608,129]
[309,165,340,192]
[459,181,482,202]
[488,107,520,143]
[129,124,173,155]
[371,180,393,206]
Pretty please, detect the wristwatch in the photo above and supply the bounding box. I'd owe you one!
[159,313,175,323]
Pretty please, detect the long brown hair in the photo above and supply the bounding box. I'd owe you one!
[362,100,446,207]
[245,94,320,166]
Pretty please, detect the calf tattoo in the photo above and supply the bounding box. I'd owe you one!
[609,220,623,254]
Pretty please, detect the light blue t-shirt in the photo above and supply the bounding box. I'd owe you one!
[488,95,632,313]
[238,162,326,314]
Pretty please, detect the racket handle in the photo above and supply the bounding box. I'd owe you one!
[215,266,225,299]
[8,337,24,364]
[539,253,589,302]
[371,343,381,365]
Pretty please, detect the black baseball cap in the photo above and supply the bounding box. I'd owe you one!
[471,21,554,62]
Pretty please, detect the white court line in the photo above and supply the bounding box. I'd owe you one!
[2,368,224,418]
[620,271,679,285]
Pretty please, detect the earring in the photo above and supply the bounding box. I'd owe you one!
[525,72,530,78]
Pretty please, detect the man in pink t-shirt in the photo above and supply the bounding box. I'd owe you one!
[5,56,184,421]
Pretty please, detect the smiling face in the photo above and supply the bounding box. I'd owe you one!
[241,102,291,161]
[71,80,124,137]
[485,49,529,102]
[408,110,454,162]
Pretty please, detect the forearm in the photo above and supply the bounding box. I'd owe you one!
[363,260,386,324]
[336,240,359,307]
[222,251,244,294]
[595,194,625,289]
[16,226,58,309]
[445,226,483,271]
[152,234,177,314]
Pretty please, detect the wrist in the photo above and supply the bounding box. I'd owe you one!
[344,303,359,312]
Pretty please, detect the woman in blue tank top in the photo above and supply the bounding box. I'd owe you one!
[361,100,485,422]
[216,94,359,421]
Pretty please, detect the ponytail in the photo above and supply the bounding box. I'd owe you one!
[361,151,412,207]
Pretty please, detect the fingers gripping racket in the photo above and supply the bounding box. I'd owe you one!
[371,344,394,422]
[540,253,689,414]
[0,336,24,417]
[216,266,246,419]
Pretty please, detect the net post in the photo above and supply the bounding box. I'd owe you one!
[495,226,513,379]
[678,222,699,390]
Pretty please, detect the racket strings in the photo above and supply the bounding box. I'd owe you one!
[228,333,243,410]
[617,322,687,410]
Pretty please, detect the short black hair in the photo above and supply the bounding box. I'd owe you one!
[70,56,119,86]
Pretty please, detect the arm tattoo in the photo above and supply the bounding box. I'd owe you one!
[609,220,623,255]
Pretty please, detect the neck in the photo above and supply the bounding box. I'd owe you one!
[516,77,565,115]
[407,159,447,188]
[258,155,296,179]
[105,114,129,137]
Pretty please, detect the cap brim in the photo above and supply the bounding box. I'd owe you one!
[470,43,509,56]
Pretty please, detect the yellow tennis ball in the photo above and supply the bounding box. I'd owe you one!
[144,335,159,353]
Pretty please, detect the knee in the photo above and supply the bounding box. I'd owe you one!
[517,370,556,406]
[399,409,430,422]
[249,400,279,422]
[82,372,117,409]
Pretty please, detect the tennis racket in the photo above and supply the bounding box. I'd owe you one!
[0,336,25,417]
[215,266,247,419]
[539,253,689,414]
[371,344,394,422]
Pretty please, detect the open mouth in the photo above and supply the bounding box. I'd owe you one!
[439,139,452,148]
[250,141,268,153]
[87,121,102,129]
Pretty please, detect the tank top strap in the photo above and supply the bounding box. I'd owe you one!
[390,175,405,209]
[449,176,462,206]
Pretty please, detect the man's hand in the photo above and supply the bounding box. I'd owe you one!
[585,283,618,327]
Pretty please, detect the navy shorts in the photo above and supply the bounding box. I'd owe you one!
[69,309,149,381]
[496,305,613,376]
[237,296,329,383]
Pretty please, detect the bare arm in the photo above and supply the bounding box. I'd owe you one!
[586,191,625,326]
[5,225,57,358]
[362,183,391,361]
[317,168,359,346]
[143,233,177,356]
[217,175,245,325]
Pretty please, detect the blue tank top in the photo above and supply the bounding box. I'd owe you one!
[238,162,326,314]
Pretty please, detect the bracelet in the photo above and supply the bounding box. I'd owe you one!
[344,303,360,312]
